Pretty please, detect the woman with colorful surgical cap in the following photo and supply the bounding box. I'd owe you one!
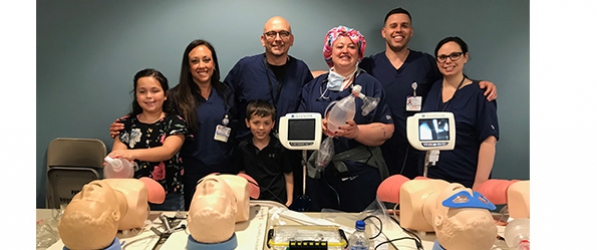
[298,25,394,212]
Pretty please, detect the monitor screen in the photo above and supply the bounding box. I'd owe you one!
[418,118,450,141]
[288,119,315,140]
[406,112,455,151]
[279,112,322,150]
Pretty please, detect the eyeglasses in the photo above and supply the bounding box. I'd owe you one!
[436,52,463,62]
[263,30,291,40]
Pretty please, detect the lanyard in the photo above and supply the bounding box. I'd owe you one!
[263,56,284,109]
[438,75,466,111]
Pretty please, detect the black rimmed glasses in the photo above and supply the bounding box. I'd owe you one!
[263,30,291,40]
[436,52,463,62]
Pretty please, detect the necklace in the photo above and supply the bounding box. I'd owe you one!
[438,75,466,111]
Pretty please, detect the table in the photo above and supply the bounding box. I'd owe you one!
[36,201,510,250]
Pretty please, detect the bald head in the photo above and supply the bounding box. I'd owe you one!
[261,16,294,64]
[263,16,292,33]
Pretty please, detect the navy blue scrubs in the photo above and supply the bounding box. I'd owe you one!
[298,71,393,212]
[180,87,238,210]
[360,50,442,179]
[421,80,499,188]
[224,53,313,141]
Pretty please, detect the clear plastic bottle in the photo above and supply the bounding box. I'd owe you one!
[103,156,136,178]
[347,220,370,250]
[504,218,530,250]
[325,85,361,134]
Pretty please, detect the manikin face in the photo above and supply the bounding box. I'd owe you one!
[382,13,413,52]
[246,114,275,141]
[331,36,359,71]
[433,185,497,250]
[436,41,468,77]
[188,175,237,243]
[67,180,120,218]
[261,17,294,58]
[58,180,121,250]
[188,45,215,85]
[136,76,166,114]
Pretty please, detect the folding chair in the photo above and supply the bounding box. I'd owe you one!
[45,138,107,209]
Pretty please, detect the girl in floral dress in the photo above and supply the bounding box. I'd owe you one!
[108,68,188,211]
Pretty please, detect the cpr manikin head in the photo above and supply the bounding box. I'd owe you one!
[187,174,238,244]
[433,184,497,250]
[58,180,121,250]
[102,178,150,231]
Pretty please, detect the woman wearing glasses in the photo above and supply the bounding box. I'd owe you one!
[421,36,500,190]
[298,25,394,212]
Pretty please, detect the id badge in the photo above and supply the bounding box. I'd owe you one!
[406,96,422,111]
[214,125,231,142]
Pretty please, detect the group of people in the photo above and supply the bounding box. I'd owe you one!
[106,7,500,213]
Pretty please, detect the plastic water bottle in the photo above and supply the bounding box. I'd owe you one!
[325,86,361,134]
[103,156,136,178]
[504,218,530,250]
[347,220,369,250]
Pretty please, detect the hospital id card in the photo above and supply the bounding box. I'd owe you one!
[406,96,422,111]
[214,125,231,142]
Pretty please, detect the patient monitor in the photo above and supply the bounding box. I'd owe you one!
[407,112,455,151]
[406,112,455,176]
[279,112,322,150]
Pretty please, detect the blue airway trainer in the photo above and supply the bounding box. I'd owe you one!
[432,239,446,250]
[186,233,238,250]
[63,237,122,250]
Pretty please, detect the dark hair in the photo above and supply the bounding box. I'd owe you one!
[434,36,469,58]
[246,99,276,121]
[170,39,231,133]
[129,68,173,116]
[384,7,412,25]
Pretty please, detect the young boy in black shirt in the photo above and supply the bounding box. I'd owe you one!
[232,100,296,206]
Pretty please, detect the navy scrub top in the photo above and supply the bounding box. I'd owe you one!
[298,71,393,154]
[224,53,313,140]
[180,86,237,176]
[360,50,441,147]
[421,80,500,187]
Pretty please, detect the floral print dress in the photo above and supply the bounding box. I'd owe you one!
[118,114,188,195]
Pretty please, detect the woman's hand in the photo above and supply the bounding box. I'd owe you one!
[321,118,333,137]
[109,118,126,138]
[335,120,359,139]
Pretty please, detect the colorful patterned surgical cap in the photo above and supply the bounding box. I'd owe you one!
[323,25,367,68]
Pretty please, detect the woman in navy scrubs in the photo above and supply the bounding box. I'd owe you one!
[421,36,499,190]
[299,26,394,212]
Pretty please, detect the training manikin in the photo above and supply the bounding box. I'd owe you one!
[186,173,257,249]
[377,175,498,250]
[57,177,165,250]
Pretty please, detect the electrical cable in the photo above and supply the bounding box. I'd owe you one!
[361,215,383,239]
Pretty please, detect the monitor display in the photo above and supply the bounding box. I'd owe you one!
[278,112,322,150]
[418,118,450,141]
[406,112,456,151]
[288,119,315,140]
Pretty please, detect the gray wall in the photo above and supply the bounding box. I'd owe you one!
[36,0,530,208]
